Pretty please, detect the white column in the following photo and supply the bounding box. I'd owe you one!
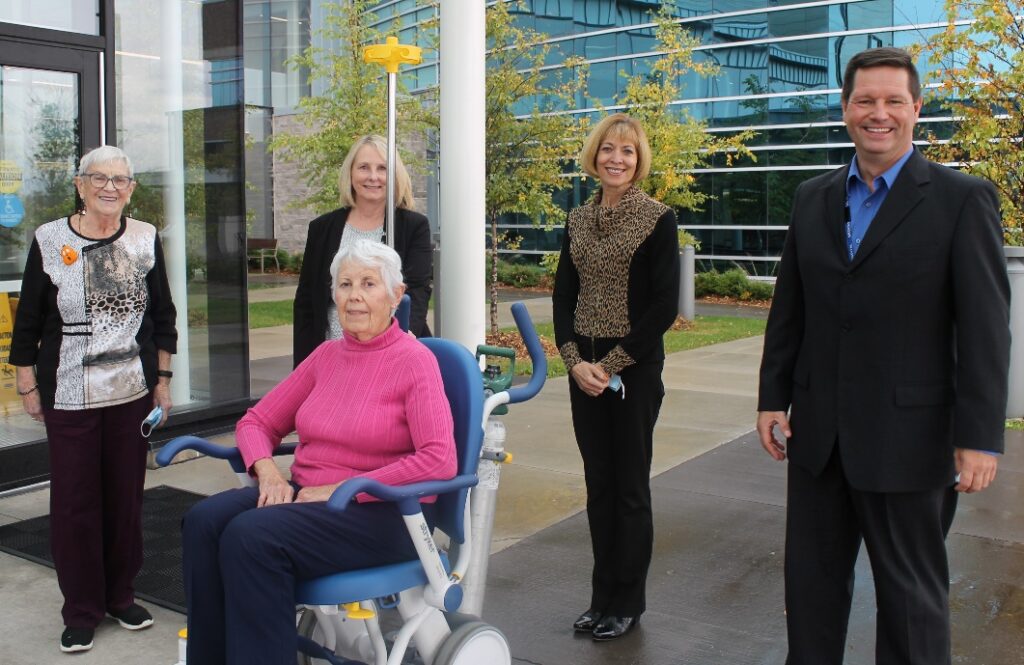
[160,0,190,407]
[438,0,486,353]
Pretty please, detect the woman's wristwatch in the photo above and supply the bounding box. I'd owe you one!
[156,370,173,379]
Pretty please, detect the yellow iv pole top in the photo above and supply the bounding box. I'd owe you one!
[363,36,422,74]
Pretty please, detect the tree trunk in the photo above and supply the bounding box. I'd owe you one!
[489,211,499,336]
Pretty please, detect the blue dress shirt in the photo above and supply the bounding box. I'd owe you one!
[845,148,914,260]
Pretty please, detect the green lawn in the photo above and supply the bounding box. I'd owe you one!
[248,300,294,328]
[504,316,766,378]
[1007,419,1024,431]
[238,301,767,380]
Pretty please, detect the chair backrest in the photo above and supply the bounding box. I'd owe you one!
[420,337,483,544]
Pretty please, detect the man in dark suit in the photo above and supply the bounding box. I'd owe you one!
[757,47,1010,665]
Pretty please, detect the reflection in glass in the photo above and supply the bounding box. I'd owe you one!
[0,1,99,35]
[0,67,78,284]
[115,0,248,414]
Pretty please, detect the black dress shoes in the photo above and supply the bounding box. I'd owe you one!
[572,609,603,633]
[591,614,639,641]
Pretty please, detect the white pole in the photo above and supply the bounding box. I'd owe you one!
[439,0,486,353]
[386,71,397,249]
[160,0,190,407]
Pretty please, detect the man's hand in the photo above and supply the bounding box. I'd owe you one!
[570,361,609,398]
[295,482,342,503]
[954,448,998,493]
[253,459,294,507]
[757,411,792,461]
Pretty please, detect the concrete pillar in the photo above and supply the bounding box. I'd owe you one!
[1006,246,1024,418]
[438,0,486,353]
[679,245,695,321]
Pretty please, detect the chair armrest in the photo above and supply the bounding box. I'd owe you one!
[325,474,478,515]
[506,302,546,404]
[154,435,296,474]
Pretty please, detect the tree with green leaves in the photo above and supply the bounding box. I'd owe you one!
[613,5,755,213]
[268,0,437,216]
[923,0,1024,245]
[483,1,587,334]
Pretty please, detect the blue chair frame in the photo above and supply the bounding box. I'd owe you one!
[155,336,485,664]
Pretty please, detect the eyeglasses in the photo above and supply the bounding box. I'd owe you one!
[81,172,134,190]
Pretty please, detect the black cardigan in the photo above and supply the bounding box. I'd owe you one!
[293,206,433,366]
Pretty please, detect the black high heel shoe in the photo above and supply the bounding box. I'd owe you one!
[592,614,639,641]
[572,609,603,633]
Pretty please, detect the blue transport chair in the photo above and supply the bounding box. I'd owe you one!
[156,302,546,665]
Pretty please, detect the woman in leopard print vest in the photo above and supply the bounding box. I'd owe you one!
[553,113,680,641]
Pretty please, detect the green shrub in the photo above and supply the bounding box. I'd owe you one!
[495,258,547,288]
[274,249,304,273]
[540,251,560,280]
[695,268,774,301]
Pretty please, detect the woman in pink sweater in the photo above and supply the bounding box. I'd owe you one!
[181,239,456,665]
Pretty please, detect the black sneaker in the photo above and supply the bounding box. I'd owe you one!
[107,603,154,630]
[60,627,94,653]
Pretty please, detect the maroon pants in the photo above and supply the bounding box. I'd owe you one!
[44,394,152,628]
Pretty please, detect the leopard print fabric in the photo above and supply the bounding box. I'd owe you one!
[559,186,669,375]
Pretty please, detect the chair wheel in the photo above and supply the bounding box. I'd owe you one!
[431,621,510,665]
[296,609,326,665]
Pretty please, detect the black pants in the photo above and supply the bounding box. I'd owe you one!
[785,447,958,665]
[44,395,151,628]
[182,486,436,665]
[569,351,664,617]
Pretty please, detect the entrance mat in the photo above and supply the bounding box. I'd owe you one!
[0,485,205,614]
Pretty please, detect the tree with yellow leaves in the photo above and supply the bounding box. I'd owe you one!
[613,6,754,212]
[483,1,586,334]
[925,0,1024,245]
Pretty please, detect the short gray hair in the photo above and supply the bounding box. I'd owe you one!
[329,238,405,303]
[78,145,134,177]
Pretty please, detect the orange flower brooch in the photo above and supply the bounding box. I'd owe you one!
[61,245,78,265]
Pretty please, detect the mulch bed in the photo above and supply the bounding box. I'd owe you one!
[698,295,772,309]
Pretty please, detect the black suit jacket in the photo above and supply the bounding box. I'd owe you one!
[293,206,433,366]
[758,150,1010,493]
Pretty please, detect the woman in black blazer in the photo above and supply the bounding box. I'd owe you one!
[293,135,433,366]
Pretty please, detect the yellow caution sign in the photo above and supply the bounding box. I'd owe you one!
[0,293,18,406]
[0,161,22,195]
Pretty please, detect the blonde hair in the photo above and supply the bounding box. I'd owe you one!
[578,113,651,183]
[338,135,416,210]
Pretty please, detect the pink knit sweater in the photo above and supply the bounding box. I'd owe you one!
[236,320,457,500]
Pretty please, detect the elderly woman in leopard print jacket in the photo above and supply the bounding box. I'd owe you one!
[552,113,680,642]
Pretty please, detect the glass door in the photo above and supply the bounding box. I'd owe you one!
[0,40,100,489]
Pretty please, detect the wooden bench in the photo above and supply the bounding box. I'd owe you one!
[247,238,280,273]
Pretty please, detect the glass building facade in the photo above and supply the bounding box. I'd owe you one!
[0,1,249,490]
[362,0,959,278]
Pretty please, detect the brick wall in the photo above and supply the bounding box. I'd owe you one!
[270,112,432,255]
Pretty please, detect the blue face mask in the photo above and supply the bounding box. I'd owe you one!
[141,406,163,438]
[607,374,624,399]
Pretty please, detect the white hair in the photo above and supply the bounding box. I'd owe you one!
[78,145,134,177]
[329,238,405,304]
